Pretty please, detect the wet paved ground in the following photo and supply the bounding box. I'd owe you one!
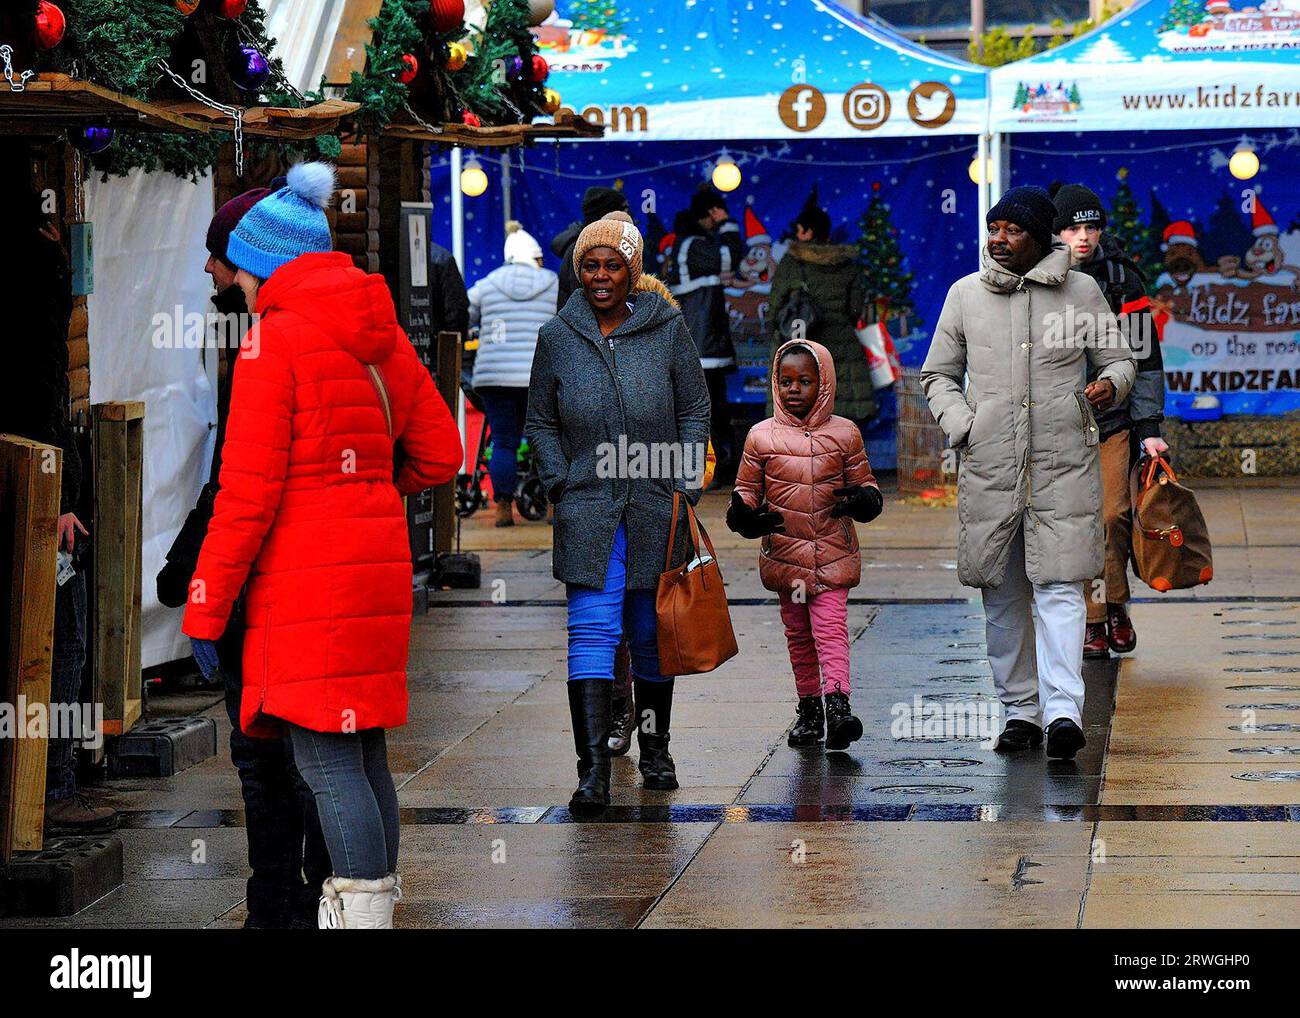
[3,477,1299,928]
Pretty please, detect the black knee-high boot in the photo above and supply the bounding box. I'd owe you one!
[567,679,612,817]
[634,677,679,791]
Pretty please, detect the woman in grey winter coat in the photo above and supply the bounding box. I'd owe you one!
[526,211,710,817]
[923,186,1135,762]
[469,221,559,526]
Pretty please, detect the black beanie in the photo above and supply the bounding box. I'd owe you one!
[987,185,1056,252]
[689,184,727,220]
[794,185,831,242]
[581,185,629,224]
[1050,182,1106,233]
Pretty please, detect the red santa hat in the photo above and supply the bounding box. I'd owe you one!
[1206,0,1231,14]
[1162,220,1198,250]
[744,206,770,246]
[1251,199,1279,237]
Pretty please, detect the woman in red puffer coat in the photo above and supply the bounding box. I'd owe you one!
[182,163,461,928]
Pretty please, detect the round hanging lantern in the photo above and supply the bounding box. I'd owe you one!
[175,0,201,14]
[82,126,115,154]
[446,42,467,72]
[460,157,487,196]
[711,153,741,193]
[231,44,271,92]
[216,0,249,18]
[541,88,562,115]
[1229,145,1259,181]
[968,156,990,185]
[461,109,482,128]
[430,0,466,34]
[33,2,66,50]
[398,54,419,84]
[531,54,549,83]
[527,0,556,26]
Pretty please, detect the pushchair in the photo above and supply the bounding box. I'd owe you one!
[455,398,549,521]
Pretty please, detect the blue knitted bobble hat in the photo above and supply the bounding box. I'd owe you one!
[226,162,336,280]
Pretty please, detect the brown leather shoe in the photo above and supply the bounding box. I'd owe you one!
[493,497,515,528]
[1106,603,1137,653]
[45,793,119,834]
[1083,621,1110,659]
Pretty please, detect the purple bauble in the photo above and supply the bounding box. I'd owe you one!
[506,55,525,79]
[84,126,115,154]
[232,45,271,92]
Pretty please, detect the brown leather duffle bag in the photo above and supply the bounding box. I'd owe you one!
[1129,454,1213,592]
[656,492,738,676]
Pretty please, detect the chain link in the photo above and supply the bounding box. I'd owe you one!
[1,44,35,93]
[154,60,246,176]
[403,101,444,137]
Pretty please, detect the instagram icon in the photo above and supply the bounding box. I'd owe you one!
[842,82,891,131]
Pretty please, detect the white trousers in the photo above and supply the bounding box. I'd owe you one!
[980,526,1086,728]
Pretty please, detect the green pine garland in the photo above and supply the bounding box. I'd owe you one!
[343,0,427,132]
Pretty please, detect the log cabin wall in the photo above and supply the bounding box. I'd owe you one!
[333,134,381,275]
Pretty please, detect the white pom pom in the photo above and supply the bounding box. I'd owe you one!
[286,162,336,210]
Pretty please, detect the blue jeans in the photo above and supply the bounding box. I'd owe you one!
[566,522,671,683]
[477,385,529,502]
[288,726,400,880]
[46,569,87,801]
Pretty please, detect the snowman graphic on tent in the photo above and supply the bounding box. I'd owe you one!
[1240,199,1300,286]
[731,205,776,292]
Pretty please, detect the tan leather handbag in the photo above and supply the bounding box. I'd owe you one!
[1129,454,1213,592]
[656,492,738,675]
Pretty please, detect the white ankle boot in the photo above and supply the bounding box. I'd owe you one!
[318,874,402,929]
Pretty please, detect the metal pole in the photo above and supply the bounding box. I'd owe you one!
[971,0,985,59]
[449,146,466,445]
[501,150,513,230]
[977,130,990,270]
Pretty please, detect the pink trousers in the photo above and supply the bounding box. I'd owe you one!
[778,587,851,698]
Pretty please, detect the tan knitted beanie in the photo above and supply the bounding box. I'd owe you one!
[573,210,643,285]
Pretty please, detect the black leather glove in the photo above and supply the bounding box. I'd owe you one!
[830,485,883,523]
[727,491,785,539]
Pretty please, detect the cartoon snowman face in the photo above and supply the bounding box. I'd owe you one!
[741,243,772,281]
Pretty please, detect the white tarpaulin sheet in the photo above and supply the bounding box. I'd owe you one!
[87,170,217,670]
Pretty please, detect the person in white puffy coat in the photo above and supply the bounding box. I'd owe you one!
[469,221,559,526]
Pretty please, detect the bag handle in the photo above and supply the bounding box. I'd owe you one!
[665,491,717,583]
[366,363,393,438]
[1134,453,1184,546]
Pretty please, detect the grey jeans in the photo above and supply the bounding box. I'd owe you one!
[288,725,400,880]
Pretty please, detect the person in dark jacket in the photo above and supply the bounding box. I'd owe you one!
[0,144,112,834]
[526,211,711,818]
[429,239,470,339]
[1052,183,1167,659]
[663,186,744,482]
[157,179,329,929]
[550,185,631,311]
[766,193,878,427]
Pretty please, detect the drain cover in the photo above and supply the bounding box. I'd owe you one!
[1233,771,1300,782]
[939,658,985,665]
[895,735,988,743]
[882,758,980,769]
[1226,684,1300,692]
[1229,723,1300,732]
[1225,651,1300,657]
[1223,634,1300,640]
[927,674,988,684]
[923,692,999,703]
[1228,746,1300,755]
[869,784,975,795]
[1227,703,1300,710]
[1224,667,1300,674]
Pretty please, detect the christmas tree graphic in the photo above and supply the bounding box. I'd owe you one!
[1013,82,1029,109]
[1108,168,1161,292]
[566,0,628,34]
[1161,0,1209,32]
[856,182,915,320]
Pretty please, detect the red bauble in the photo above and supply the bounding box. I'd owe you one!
[429,0,466,34]
[461,110,481,128]
[531,54,549,82]
[216,0,249,18]
[398,54,419,84]
[34,1,66,50]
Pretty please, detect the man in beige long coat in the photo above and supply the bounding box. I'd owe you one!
[923,186,1136,761]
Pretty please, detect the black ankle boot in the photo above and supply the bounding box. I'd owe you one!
[634,677,678,791]
[567,679,612,817]
[788,695,825,747]
[823,691,863,751]
[608,693,635,757]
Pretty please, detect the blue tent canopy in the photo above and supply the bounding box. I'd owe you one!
[990,0,1300,132]
[533,0,988,139]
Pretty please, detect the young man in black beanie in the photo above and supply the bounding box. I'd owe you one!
[1051,182,1167,659]
[922,185,1136,760]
